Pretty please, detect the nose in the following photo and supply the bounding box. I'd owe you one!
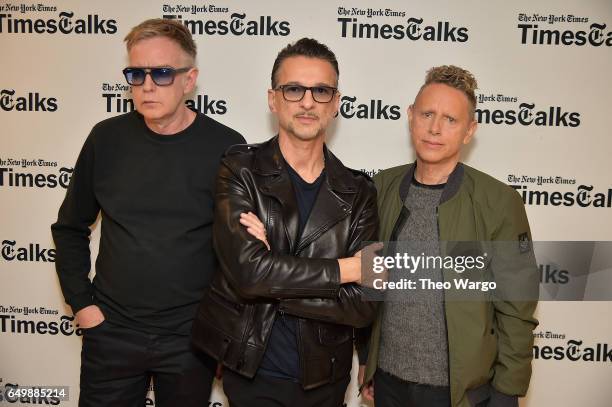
[142,72,156,92]
[429,115,442,135]
[299,89,315,110]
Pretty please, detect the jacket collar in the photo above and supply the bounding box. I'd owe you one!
[253,135,358,193]
[253,135,356,253]
[399,161,464,204]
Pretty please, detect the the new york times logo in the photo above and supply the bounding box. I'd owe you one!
[337,6,406,19]
[360,169,384,178]
[0,10,117,34]
[1,240,55,262]
[338,16,468,42]
[1,89,57,112]
[340,95,401,120]
[101,89,228,115]
[534,330,566,340]
[0,165,72,189]
[476,93,580,127]
[163,12,290,36]
[517,13,611,47]
[162,4,229,15]
[533,339,612,362]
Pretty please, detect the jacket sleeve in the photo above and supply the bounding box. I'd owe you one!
[51,131,100,314]
[213,157,342,300]
[278,178,380,328]
[490,190,539,396]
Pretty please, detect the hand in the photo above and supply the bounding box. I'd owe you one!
[75,305,105,329]
[358,365,374,401]
[338,256,361,284]
[339,242,386,285]
[239,212,270,251]
[359,242,387,289]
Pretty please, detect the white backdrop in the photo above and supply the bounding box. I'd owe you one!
[1,0,611,406]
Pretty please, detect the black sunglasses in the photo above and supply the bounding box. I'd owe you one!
[122,67,191,86]
[275,84,338,103]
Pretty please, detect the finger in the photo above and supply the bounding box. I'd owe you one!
[240,217,266,235]
[240,214,266,234]
[239,216,259,229]
[364,390,374,401]
[242,212,264,226]
[246,227,265,241]
[369,241,384,250]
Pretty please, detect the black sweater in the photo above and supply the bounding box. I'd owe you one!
[51,111,244,334]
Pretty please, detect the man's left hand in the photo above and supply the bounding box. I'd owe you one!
[240,212,270,251]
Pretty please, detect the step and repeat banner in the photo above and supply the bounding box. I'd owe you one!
[1,0,611,406]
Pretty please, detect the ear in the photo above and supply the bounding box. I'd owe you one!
[183,68,198,94]
[268,88,277,112]
[463,119,477,145]
[407,105,414,126]
[332,90,340,118]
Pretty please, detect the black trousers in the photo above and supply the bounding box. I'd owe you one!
[79,320,216,407]
[223,369,350,407]
[374,368,451,407]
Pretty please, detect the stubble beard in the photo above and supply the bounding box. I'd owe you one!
[286,114,325,141]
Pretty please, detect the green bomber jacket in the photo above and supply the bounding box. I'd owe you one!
[362,162,539,407]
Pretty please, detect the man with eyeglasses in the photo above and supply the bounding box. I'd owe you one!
[51,18,244,407]
[191,38,378,406]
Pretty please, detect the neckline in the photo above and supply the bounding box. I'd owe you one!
[139,109,201,144]
[411,175,446,190]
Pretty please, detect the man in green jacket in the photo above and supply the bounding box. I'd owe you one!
[358,65,539,407]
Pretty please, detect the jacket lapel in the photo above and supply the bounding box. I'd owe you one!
[295,146,355,253]
[253,137,357,255]
[262,173,300,254]
[295,182,350,253]
[253,137,300,253]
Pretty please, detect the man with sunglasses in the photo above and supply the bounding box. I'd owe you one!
[51,18,244,407]
[191,38,378,406]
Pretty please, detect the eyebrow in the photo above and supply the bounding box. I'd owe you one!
[127,65,175,69]
[283,81,336,87]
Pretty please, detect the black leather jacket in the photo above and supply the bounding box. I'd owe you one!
[191,136,378,389]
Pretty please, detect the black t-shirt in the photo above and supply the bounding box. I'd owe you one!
[51,110,245,335]
[258,163,326,380]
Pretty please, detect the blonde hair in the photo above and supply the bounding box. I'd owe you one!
[420,65,478,115]
[124,19,196,62]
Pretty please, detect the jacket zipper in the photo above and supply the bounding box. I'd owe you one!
[437,205,453,395]
[236,304,255,370]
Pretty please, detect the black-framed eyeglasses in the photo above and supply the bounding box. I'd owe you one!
[122,67,191,86]
[276,84,338,103]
